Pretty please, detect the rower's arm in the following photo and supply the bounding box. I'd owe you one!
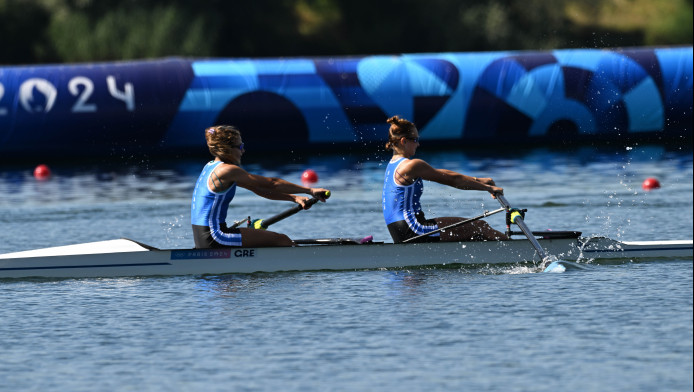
[406,159,502,194]
[230,168,329,205]
[238,175,303,202]
[208,164,287,200]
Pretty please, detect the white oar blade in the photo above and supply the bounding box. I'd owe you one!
[543,260,566,273]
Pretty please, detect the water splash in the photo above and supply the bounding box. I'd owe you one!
[541,254,564,273]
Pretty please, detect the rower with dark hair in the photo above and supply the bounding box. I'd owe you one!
[382,116,509,243]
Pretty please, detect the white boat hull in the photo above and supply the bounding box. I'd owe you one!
[0,237,691,279]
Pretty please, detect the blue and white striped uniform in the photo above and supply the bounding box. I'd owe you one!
[382,157,439,242]
[191,161,242,247]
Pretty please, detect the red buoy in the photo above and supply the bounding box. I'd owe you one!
[301,169,318,183]
[33,164,52,180]
[642,177,661,191]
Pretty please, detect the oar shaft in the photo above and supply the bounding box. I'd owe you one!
[259,191,330,229]
[402,208,505,243]
[496,194,548,260]
[229,191,330,230]
[260,198,319,228]
[514,218,547,259]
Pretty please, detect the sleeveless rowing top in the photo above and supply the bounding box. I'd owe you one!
[191,161,238,239]
[382,158,437,236]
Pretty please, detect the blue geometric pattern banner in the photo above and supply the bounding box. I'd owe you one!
[0,47,691,158]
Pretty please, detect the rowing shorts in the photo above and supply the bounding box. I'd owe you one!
[387,211,440,244]
[192,224,242,248]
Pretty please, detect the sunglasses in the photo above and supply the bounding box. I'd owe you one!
[233,143,245,150]
[406,137,419,143]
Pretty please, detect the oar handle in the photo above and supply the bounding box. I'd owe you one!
[256,191,330,229]
[496,194,512,209]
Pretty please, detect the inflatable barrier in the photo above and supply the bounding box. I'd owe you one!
[0,46,691,159]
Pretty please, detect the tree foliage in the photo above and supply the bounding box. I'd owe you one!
[1,0,691,65]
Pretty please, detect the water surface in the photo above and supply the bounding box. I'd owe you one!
[1,145,692,391]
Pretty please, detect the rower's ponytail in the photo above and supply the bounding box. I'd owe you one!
[385,116,417,150]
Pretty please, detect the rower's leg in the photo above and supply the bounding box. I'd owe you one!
[239,228,294,247]
[435,217,509,241]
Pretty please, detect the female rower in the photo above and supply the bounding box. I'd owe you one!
[191,125,329,248]
[382,116,509,243]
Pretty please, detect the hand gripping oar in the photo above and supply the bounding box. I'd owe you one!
[245,191,331,230]
[402,207,506,243]
[496,194,552,266]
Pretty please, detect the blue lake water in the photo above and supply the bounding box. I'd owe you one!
[1,144,692,391]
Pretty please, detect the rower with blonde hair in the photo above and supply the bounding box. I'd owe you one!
[191,125,329,248]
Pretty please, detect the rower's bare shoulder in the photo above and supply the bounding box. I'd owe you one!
[215,163,247,180]
[405,159,437,176]
[399,158,426,170]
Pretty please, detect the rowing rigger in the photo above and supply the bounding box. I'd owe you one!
[0,234,691,279]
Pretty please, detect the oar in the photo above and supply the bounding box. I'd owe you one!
[402,207,506,243]
[234,191,331,230]
[496,194,550,263]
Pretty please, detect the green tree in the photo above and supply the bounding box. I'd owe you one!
[48,3,213,62]
[1,0,691,65]
[0,0,52,64]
